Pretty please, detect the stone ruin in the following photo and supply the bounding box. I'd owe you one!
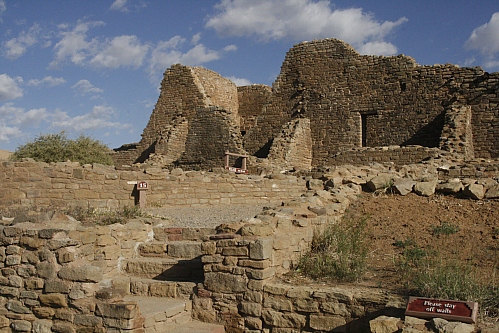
[112,38,499,171]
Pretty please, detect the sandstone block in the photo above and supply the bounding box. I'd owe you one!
[204,272,247,293]
[367,174,396,192]
[262,309,306,329]
[436,180,463,194]
[307,179,323,191]
[485,184,499,199]
[392,179,415,196]
[464,183,485,200]
[149,282,176,298]
[32,319,52,333]
[7,300,31,314]
[309,314,346,331]
[414,181,436,197]
[369,315,401,333]
[39,294,68,308]
[58,265,102,282]
[10,320,31,332]
[167,242,203,259]
[240,224,274,236]
[239,302,262,317]
[96,302,138,319]
[249,238,273,260]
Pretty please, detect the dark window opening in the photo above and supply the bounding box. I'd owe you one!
[400,81,407,92]
[361,114,368,147]
[241,130,246,136]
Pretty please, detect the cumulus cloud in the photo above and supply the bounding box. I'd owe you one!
[0,0,6,22]
[226,76,252,86]
[2,23,42,59]
[465,12,499,71]
[465,12,499,56]
[110,0,128,12]
[50,20,105,68]
[50,20,149,70]
[0,103,48,141]
[0,74,23,101]
[149,35,237,77]
[110,0,146,12]
[51,105,132,132]
[71,79,103,96]
[27,76,66,87]
[90,35,149,68]
[206,0,407,55]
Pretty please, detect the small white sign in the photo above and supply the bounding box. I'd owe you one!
[127,181,138,185]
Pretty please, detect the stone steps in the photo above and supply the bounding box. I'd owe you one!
[139,241,204,259]
[122,257,203,281]
[124,295,224,333]
[113,276,197,299]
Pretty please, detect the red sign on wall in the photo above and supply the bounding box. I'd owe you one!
[137,181,148,190]
[405,297,478,324]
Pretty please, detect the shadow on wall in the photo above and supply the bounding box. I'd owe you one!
[402,112,445,147]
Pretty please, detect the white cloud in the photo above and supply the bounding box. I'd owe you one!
[149,35,237,77]
[191,33,202,45]
[0,125,22,142]
[226,76,252,86]
[51,105,132,132]
[206,0,407,55]
[50,20,105,68]
[357,41,398,56]
[0,0,6,22]
[2,23,41,59]
[110,0,128,12]
[90,35,149,68]
[0,74,23,101]
[465,12,499,56]
[71,79,103,96]
[27,76,66,87]
[0,103,48,130]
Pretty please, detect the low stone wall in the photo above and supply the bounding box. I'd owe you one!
[0,220,152,332]
[0,161,308,209]
[328,146,441,166]
[195,232,404,332]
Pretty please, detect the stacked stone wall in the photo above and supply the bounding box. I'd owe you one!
[328,146,441,166]
[0,161,307,210]
[244,38,499,165]
[175,107,246,170]
[0,220,152,332]
[237,85,272,133]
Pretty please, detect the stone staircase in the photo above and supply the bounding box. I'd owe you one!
[113,227,225,333]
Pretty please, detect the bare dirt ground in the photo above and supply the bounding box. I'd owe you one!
[352,192,499,290]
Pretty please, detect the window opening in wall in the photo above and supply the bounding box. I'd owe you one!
[400,81,407,92]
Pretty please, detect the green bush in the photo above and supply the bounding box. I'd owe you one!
[11,132,113,165]
[296,216,369,282]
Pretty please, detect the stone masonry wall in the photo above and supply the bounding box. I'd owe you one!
[237,85,272,133]
[0,161,307,210]
[175,107,246,170]
[440,104,474,160]
[0,219,152,332]
[244,38,499,165]
[112,65,240,165]
[328,146,442,166]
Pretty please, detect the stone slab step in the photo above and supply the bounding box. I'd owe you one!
[139,241,204,259]
[161,320,225,333]
[122,257,203,280]
[151,227,218,242]
[123,296,192,333]
[113,276,197,299]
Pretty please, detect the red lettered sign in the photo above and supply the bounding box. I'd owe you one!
[405,297,478,323]
[137,181,148,190]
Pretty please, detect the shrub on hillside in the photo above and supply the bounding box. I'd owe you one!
[11,132,114,165]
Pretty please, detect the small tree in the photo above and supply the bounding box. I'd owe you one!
[11,132,114,165]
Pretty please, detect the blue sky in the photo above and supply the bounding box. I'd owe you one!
[1,0,498,152]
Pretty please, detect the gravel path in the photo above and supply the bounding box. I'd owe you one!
[144,204,274,228]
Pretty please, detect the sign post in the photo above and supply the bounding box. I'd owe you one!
[137,181,148,208]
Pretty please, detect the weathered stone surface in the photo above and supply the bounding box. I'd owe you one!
[58,265,102,282]
[392,179,416,196]
[11,320,31,332]
[262,309,306,329]
[463,183,485,200]
[239,302,262,317]
[204,272,247,293]
[7,300,31,314]
[168,242,203,259]
[414,181,437,197]
[240,224,274,236]
[249,238,273,260]
[309,314,346,331]
[32,319,52,333]
[96,302,138,319]
[367,174,396,192]
[485,184,499,199]
[369,315,401,333]
[39,294,68,308]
